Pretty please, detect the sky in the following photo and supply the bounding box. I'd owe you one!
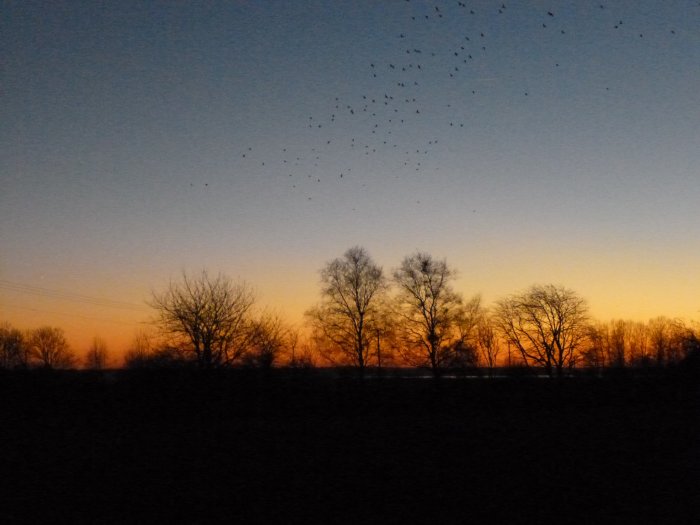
[2,0,699,357]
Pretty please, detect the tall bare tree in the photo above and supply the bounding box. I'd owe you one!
[646,316,692,366]
[477,314,501,375]
[627,321,650,366]
[583,320,626,369]
[123,329,155,368]
[306,246,386,370]
[450,294,483,370]
[150,271,255,369]
[494,284,589,377]
[243,311,290,369]
[581,322,607,369]
[0,322,27,369]
[27,326,75,369]
[583,318,695,370]
[392,252,470,375]
[608,320,628,367]
[370,307,401,369]
[84,336,109,370]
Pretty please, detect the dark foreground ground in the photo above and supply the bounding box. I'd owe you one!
[1,370,698,524]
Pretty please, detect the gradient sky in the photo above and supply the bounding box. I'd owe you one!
[2,0,699,356]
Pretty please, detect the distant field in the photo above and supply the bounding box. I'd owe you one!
[2,371,698,524]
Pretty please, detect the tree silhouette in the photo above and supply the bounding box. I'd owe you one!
[150,270,255,369]
[123,329,155,368]
[583,320,628,369]
[448,294,482,370]
[392,251,472,376]
[243,312,290,369]
[476,314,501,376]
[494,284,589,377]
[0,322,27,369]
[306,246,386,371]
[27,326,75,369]
[647,316,690,366]
[84,336,109,370]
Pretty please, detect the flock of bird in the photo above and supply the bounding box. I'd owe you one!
[196,1,690,204]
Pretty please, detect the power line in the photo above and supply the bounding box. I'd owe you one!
[0,280,150,312]
[1,304,150,327]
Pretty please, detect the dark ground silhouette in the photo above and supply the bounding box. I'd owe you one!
[1,370,698,524]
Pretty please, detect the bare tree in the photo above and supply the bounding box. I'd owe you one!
[306,246,386,371]
[476,314,501,376]
[289,337,317,369]
[27,326,75,369]
[243,311,290,369]
[612,320,631,366]
[392,252,469,375]
[583,318,696,370]
[150,271,255,369]
[125,344,188,369]
[84,336,109,370]
[494,285,589,377]
[0,322,27,369]
[123,329,153,367]
[581,322,607,370]
[679,326,700,368]
[284,327,301,366]
[370,307,401,369]
[449,294,483,370]
[646,317,691,366]
[583,320,624,369]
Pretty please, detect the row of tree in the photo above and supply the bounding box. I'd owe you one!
[310,247,700,376]
[308,247,598,376]
[582,317,698,369]
[2,247,698,375]
[0,324,77,369]
[0,323,115,370]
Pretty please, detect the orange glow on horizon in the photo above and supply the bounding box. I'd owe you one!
[3,271,698,367]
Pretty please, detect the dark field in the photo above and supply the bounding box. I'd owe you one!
[2,370,698,524]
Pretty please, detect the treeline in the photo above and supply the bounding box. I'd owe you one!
[2,247,699,375]
[0,324,115,370]
[582,318,698,369]
[0,324,77,370]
